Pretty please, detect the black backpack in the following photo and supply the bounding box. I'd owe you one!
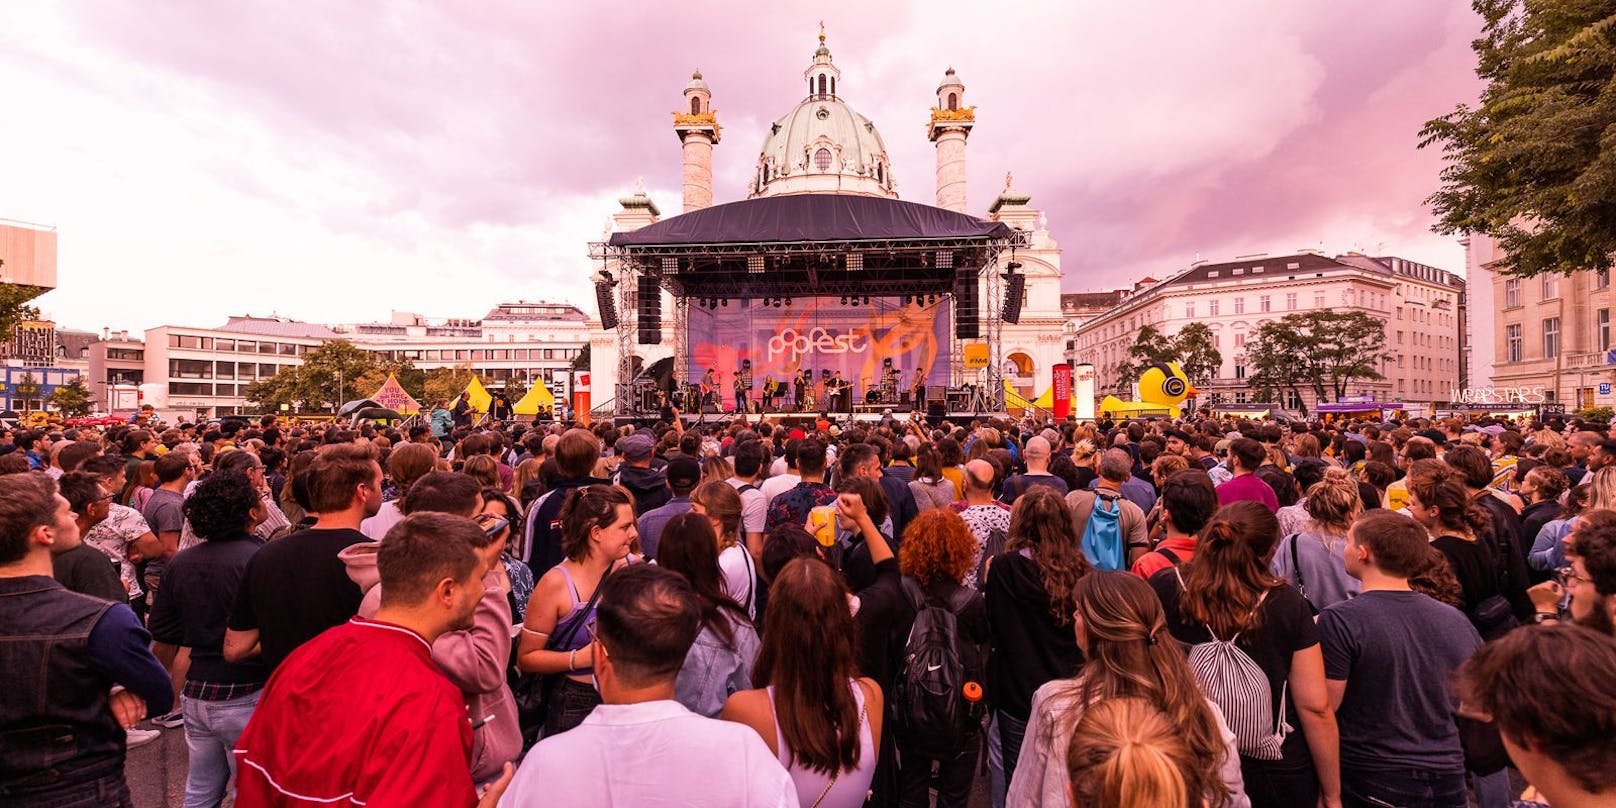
[893,577,983,758]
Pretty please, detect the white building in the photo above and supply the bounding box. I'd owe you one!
[1072,252,1465,413]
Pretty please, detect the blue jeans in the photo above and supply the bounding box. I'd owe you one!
[1341,766,1467,808]
[987,710,1029,808]
[182,689,261,808]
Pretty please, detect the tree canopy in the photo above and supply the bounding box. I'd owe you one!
[1243,310,1391,415]
[1111,323,1225,393]
[48,376,94,417]
[1421,0,1616,277]
[244,340,425,413]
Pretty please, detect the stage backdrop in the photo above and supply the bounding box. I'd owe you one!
[686,297,951,402]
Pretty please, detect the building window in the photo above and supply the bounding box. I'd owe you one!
[1185,302,1194,318]
[1506,324,1522,362]
[1397,330,1403,344]
[1286,293,1297,310]
[947,92,958,111]
[814,148,833,172]
[817,74,826,96]
[1235,363,1246,379]
[1504,279,1521,308]
[1314,292,1324,308]
[1542,275,1559,301]
[1209,300,1219,316]
[1544,317,1561,359]
[1234,332,1246,348]
[1259,295,1271,312]
[1233,297,1244,314]
[1601,308,1611,353]
[1599,269,1611,290]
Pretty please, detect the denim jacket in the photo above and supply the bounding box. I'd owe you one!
[674,614,759,718]
[1530,516,1576,573]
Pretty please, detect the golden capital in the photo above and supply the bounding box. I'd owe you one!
[930,106,976,123]
[673,111,719,127]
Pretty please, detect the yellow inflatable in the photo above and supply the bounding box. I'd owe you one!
[1099,362,1196,418]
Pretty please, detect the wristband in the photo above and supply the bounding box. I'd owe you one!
[1533,612,1559,624]
[568,648,578,671]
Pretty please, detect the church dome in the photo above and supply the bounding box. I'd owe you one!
[749,34,896,199]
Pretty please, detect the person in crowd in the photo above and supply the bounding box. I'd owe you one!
[656,512,759,718]
[910,442,959,511]
[985,486,1092,804]
[638,456,701,561]
[955,458,1012,588]
[894,508,989,808]
[141,450,200,602]
[1455,624,1616,808]
[78,454,162,613]
[726,439,769,555]
[1516,466,1568,570]
[1274,459,1327,537]
[1218,438,1280,511]
[1270,469,1363,612]
[232,512,513,807]
[480,487,536,622]
[613,432,672,516]
[1530,511,1616,634]
[148,471,270,808]
[1320,509,1481,808]
[516,484,636,737]
[360,442,439,541]
[53,472,126,604]
[1001,436,1069,504]
[523,429,608,571]
[840,442,918,552]
[759,438,803,505]
[1131,470,1217,580]
[1151,501,1340,808]
[723,557,884,808]
[1406,467,1527,639]
[1089,448,1157,514]
[766,438,837,532]
[1065,698,1223,808]
[224,443,381,672]
[1530,469,1616,576]
[691,480,759,619]
[0,472,174,807]
[502,564,793,806]
[1010,571,1247,808]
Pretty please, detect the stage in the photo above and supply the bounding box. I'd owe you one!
[610,407,1006,430]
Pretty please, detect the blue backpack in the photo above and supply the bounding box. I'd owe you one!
[1078,491,1126,571]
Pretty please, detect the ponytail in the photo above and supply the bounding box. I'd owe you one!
[1180,502,1283,638]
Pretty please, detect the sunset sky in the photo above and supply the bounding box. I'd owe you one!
[0,2,1485,333]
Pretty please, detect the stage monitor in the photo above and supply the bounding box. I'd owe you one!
[685,297,952,402]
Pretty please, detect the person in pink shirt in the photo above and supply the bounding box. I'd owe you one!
[1217,438,1280,512]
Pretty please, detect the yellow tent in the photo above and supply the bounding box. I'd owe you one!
[369,374,421,415]
[1002,379,1053,412]
[453,376,493,413]
[512,379,555,415]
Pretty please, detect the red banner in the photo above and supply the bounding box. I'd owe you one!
[1052,364,1072,420]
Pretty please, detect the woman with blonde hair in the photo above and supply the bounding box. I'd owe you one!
[1270,468,1363,611]
[691,480,757,618]
[1010,571,1246,807]
[701,454,735,486]
[1070,439,1100,492]
[1066,698,1216,808]
[461,454,502,492]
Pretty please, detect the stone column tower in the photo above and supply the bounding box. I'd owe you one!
[674,71,721,213]
[928,68,974,213]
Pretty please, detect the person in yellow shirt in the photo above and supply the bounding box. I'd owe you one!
[1386,436,1439,511]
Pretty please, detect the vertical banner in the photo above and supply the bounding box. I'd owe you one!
[1051,364,1072,420]
[1073,363,1096,420]
[572,371,591,424]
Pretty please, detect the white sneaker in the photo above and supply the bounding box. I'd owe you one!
[126,727,161,748]
[151,710,184,729]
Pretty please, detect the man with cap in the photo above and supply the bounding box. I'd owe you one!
[613,433,671,516]
[637,456,701,561]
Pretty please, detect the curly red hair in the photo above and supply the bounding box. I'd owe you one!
[900,508,978,587]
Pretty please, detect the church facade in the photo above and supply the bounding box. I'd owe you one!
[590,33,1066,411]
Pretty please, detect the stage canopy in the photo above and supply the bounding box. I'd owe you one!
[597,194,1021,299]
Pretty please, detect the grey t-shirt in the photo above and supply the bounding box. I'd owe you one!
[1318,590,1481,773]
[140,488,186,583]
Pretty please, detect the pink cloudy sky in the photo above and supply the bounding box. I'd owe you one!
[0,2,1483,333]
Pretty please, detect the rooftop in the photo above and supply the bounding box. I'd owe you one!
[215,316,342,340]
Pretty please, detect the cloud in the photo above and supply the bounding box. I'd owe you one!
[0,1,1482,333]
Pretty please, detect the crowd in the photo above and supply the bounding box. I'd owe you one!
[1,407,1614,808]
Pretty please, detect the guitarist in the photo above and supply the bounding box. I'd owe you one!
[701,367,717,411]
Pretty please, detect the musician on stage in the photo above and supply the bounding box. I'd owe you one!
[701,367,718,410]
[733,374,748,414]
[911,372,926,409]
[793,369,809,411]
[827,370,847,413]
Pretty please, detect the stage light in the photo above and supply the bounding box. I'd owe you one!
[748,254,766,273]
[840,296,848,305]
[785,297,792,306]
[721,298,729,307]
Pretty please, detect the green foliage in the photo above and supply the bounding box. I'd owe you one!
[12,371,43,411]
[1243,311,1391,416]
[241,339,419,413]
[1421,0,1616,277]
[571,343,591,373]
[1576,405,1615,421]
[1113,323,1224,391]
[0,283,43,340]
[423,365,476,407]
[47,376,94,417]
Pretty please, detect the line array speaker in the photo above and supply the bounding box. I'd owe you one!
[595,282,619,330]
[1002,273,1026,325]
[954,271,979,340]
[636,276,661,344]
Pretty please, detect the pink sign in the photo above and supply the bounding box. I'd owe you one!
[1051,364,1072,420]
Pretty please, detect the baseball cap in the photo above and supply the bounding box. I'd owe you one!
[666,456,701,490]
[621,433,655,462]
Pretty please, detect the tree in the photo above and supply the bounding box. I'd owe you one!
[571,343,591,373]
[297,340,385,411]
[423,365,476,406]
[48,376,93,417]
[1174,322,1223,386]
[0,259,43,341]
[1242,311,1391,416]
[354,359,426,404]
[1421,0,1616,278]
[243,369,304,413]
[13,371,42,412]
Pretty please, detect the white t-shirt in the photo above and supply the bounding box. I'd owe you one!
[726,477,767,536]
[758,473,801,507]
[718,543,758,619]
